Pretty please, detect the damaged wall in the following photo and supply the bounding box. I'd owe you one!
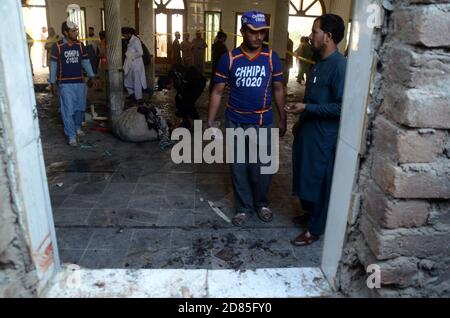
[0,120,37,298]
[338,0,450,297]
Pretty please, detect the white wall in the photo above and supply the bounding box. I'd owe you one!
[186,0,276,50]
[328,0,354,52]
[46,0,135,37]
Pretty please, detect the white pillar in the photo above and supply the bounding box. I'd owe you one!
[0,0,59,294]
[139,0,155,90]
[104,0,124,121]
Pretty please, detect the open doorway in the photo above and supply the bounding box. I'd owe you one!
[22,0,48,77]
[7,0,379,296]
[154,0,186,65]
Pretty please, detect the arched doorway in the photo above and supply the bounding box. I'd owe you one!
[288,0,325,73]
[153,0,187,64]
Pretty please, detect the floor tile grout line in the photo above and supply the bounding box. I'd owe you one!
[77,230,95,264]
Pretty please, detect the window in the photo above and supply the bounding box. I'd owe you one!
[154,0,186,63]
[156,13,168,58]
[22,0,46,5]
[290,0,324,17]
[204,12,221,62]
[101,9,105,31]
[289,0,325,64]
[68,7,87,44]
[235,13,243,48]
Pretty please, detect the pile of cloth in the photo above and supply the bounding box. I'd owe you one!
[113,103,175,149]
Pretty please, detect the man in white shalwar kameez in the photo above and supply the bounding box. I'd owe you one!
[122,27,147,102]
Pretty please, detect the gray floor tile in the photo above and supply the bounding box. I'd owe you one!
[133,183,166,196]
[120,209,159,227]
[72,181,108,196]
[86,209,122,227]
[87,228,133,250]
[58,249,85,264]
[129,229,172,252]
[56,228,94,249]
[78,249,128,269]
[53,208,91,226]
[128,195,164,211]
[50,195,69,209]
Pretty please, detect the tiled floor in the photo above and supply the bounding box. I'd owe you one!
[37,74,323,271]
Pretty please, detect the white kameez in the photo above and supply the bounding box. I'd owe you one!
[124,35,147,100]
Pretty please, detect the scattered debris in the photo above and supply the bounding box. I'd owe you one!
[80,143,94,149]
[117,228,124,234]
[181,286,192,298]
[56,183,64,187]
[94,281,105,288]
[208,201,231,223]
[104,150,112,157]
[200,197,204,202]
[214,248,234,262]
[90,126,111,133]
[91,104,108,121]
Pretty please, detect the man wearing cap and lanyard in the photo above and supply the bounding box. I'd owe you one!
[49,21,99,147]
[207,11,287,227]
[285,14,347,246]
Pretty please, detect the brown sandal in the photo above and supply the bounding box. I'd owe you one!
[256,207,273,223]
[291,231,319,247]
[232,213,248,227]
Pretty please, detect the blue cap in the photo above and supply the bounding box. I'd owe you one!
[241,11,270,31]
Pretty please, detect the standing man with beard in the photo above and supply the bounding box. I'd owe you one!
[285,14,347,246]
[122,27,147,102]
[207,11,287,227]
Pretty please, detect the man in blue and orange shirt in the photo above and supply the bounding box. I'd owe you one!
[207,11,287,226]
[49,21,99,147]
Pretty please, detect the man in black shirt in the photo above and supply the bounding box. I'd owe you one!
[158,64,207,129]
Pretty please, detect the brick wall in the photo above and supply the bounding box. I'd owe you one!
[339,0,450,297]
[0,116,37,298]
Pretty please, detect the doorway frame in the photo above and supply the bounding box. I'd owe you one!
[153,0,187,64]
[4,0,380,296]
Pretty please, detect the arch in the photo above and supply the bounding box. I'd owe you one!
[289,0,326,17]
[153,0,186,11]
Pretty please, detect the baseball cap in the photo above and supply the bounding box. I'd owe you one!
[241,11,270,31]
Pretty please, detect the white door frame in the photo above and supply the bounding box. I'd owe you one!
[321,0,381,289]
[1,0,380,296]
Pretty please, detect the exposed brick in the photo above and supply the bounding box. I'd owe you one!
[373,116,446,164]
[372,156,450,199]
[428,201,450,231]
[393,5,450,47]
[355,238,419,288]
[360,214,450,260]
[383,83,450,129]
[384,44,450,88]
[364,182,429,229]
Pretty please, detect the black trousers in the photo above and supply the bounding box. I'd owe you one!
[175,79,206,120]
[300,151,335,236]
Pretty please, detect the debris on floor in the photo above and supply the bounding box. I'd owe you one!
[208,201,231,223]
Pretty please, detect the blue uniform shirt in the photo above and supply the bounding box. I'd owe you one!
[214,46,284,126]
[50,39,93,84]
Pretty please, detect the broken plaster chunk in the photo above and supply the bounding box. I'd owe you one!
[382,0,394,11]
[418,129,436,135]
